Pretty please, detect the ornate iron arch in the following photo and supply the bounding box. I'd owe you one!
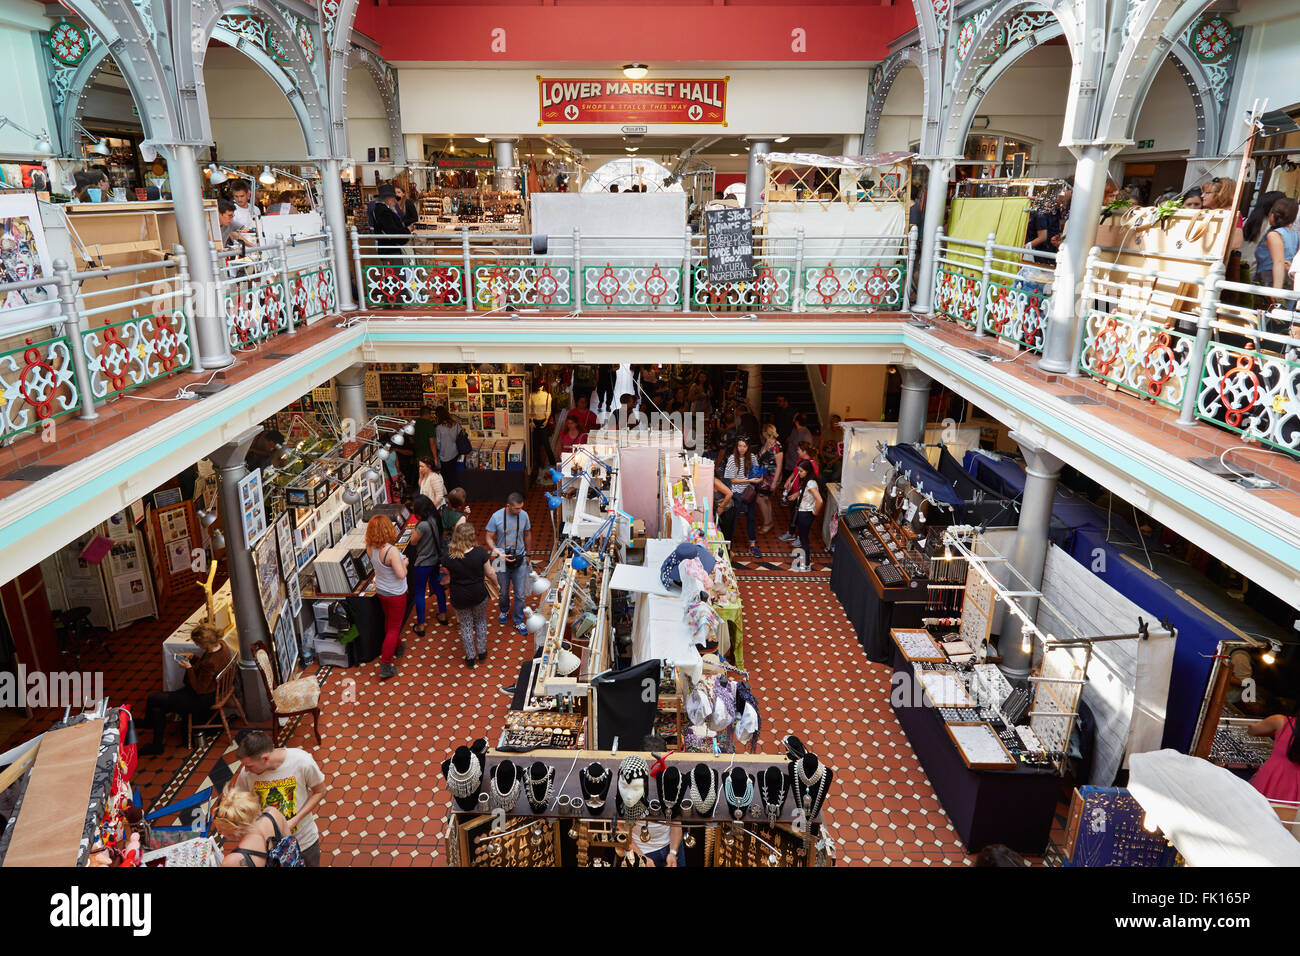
[909,0,949,155]
[352,46,406,166]
[1093,0,1219,145]
[193,1,331,157]
[862,46,924,155]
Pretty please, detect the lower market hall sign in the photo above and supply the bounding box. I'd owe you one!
[538,76,728,125]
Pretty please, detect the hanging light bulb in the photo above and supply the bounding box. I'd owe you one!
[1263,640,1280,665]
[258,165,276,186]
[1020,630,1032,654]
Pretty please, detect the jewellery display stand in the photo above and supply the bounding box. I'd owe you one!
[443,748,830,867]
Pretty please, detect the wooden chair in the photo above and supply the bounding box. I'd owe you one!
[187,657,247,748]
[251,641,322,745]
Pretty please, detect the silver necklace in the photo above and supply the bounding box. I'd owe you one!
[723,773,754,820]
[690,769,717,814]
[760,771,786,824]
[580,764,611,809]
[487,764,522,812]
[525,765,555,813]
[793,761,828,815]
[658,768,686,816]
[446,756,481,798]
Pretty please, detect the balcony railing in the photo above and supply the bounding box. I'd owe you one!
[0,233,340,445]
[350,226,916,313]
[932,227,1055,352]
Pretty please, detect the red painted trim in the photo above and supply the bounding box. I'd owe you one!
[355,3,913,63]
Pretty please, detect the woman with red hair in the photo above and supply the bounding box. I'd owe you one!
[366,515,409,680]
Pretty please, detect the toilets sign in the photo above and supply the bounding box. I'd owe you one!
[538,76,728,125]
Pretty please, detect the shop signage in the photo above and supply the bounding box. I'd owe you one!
[538,76,728,125]
[704,206,754,284]
[1137,139,1156,149]
[432,156,497,170]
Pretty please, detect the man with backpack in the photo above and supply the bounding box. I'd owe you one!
[232,731,328,866]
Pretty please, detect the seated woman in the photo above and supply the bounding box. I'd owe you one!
[139,623,233,755]
[212,791,294,867]
[558,415,586,456]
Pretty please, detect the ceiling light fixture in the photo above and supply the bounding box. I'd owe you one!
[474,136,491,144]
[622,63,649,80]
[774,135,790,143]
[624,146,639,152]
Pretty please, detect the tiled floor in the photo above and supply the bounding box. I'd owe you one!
[5,485,1051,866]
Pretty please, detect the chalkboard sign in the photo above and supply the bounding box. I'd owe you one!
[705,207,755,284]
[379,372,424,406]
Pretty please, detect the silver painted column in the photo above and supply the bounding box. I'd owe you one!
[166,143,233,369]
[211,429,272,722]
[912,158,954,315]
[895,366,931,445]
[745,140,772,215]
[743,364,763,418]
[1039,144,1121,373]
[318,158,357,311]
[335,362,368,429]
[494,140,518,192]
[998,431,1064,679]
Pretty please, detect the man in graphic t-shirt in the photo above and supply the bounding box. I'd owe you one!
[233,731,328,866]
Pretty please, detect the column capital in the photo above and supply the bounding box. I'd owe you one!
[1008,430,1063,479]
[209,427,264,469]
[898,365,931,391]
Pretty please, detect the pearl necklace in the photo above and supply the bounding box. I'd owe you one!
[723,773,754,820]
[446,755,482,798]
[487,764,522,812]
[525,764,555,813]
[689,768,718,814]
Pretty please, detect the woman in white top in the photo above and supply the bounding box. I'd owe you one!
[791,458,822,568]
[418,455,446,507]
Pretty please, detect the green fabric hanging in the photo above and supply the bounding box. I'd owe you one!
[945,197,1033,277]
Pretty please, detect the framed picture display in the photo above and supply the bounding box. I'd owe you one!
[237,469,267,548]
[271,609,299,685]
[274,513,294,575]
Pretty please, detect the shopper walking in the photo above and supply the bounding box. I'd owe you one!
[485,491,533,634]
[779,443,820,543]
[722,437,764,557]
[408,495,447,634]
[365,514,408,680]
[232,731,327,866]
[434,406,463,487]
[755,423,784,535]
[139,623,232,755]
[418,455,446,507]
[790,459,823,567]
[441,522,494,668]
[595,364,617,417]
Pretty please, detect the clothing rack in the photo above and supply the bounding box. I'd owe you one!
[953,177,1060,200]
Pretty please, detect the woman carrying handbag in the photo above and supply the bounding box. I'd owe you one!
[722,437,764,557]
[755,424,783,535]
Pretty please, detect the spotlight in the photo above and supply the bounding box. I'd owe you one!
[774,135,790,144]
[1263,640,1280,665]
[622,63,648,80]
[475,136,491,144]
[363,468,380,482]
[258,165,276,186]
[378,447,392,461]
[198,510,218,528]
[208,165,228,185]
[271,444,291,466]
[545,492,563,510]
[211,530,226,551]
[390,433,405,446]
[139,142,157,162]
[403,421,416,435]
[530,575,551,596]
[91,138,111,157]
[548,467,564,484]
[571,553,590,571]
[34,133,53,155]
[343,487,361,505]
[527,612,548,635]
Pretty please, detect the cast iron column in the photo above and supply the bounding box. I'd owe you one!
[1039,143,1122,373]
[335,362,368,430]
[318,158,358,310]
[166,143,233,369]
[745,140,772,215]
[912,157,955,316]
[895,366,931,445]
[998,431,1064,679]
[211,429,272,722]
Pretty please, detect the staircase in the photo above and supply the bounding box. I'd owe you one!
[759,365,819,431]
